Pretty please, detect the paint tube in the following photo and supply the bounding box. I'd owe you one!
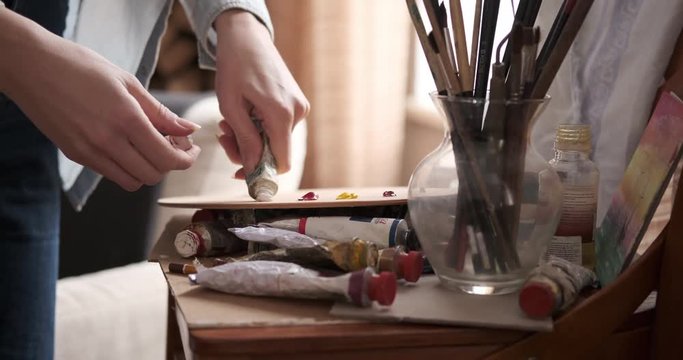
[239,237,377,272]
[518,256,597,318]
[194,260,396,307]
[228,226,424,282]
[173,222,247,258]
[168,263,197,275]
[377,246,424,283]
[229,226,322,249]
[259,216,417,249]
[245,119,278,202]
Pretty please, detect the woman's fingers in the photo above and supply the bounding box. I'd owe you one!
[128,80,201,136]
[123,97,200,173]
[217,120,242,165]
[77,146,143,192]
[255,100,294,173]
[220,103,263,174]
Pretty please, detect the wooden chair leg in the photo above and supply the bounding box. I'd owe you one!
[653,167,683,358]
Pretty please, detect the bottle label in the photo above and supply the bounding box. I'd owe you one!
[546,235,582,265]
[555,185,597,243]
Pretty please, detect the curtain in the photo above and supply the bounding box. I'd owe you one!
[267,0,412,188]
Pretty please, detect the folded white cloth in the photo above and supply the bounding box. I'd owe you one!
[55,262,168,360]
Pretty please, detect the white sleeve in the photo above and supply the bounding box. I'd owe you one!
[178,0,273,70]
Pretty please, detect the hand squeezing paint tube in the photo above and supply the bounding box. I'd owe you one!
[194,260,397,307]
[229,226,424,282]
[259,216,417,249]
[518,256,597,318]
[245,119,278,202]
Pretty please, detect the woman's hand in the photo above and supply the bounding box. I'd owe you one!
[214,10,309,179]
[0,9,200,191]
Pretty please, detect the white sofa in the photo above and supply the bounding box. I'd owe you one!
[55,95,307,360]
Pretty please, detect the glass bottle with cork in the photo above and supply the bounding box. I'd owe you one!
[547,124,599,269]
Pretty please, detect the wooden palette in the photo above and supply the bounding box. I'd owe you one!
[157,187,408,210]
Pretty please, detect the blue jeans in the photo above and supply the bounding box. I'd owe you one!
[0,94,61,359]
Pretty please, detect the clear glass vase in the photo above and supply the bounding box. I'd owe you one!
[408,94,562,295]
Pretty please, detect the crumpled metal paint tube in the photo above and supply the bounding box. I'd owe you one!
[193,260,397,307]
[245,119,278,202]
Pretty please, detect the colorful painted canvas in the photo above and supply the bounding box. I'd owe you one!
[596,91,683,286]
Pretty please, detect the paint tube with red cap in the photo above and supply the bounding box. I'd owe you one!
[193,260,397,307]
[259,216,418,249]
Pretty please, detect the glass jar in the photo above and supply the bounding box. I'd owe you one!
[408,94,562,295]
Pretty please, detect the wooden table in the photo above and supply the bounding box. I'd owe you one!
[163,289,529,360]
[153,185,663,359]
[162,276,653,360]
[153,214,530,360]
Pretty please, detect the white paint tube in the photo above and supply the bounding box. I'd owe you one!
[229,226,322,249]
[194,260,396,307]
[258,217,412,249]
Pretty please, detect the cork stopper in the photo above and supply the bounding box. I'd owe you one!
[554,124,592,152]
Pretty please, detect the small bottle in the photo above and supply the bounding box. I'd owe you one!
[547,124,600,268]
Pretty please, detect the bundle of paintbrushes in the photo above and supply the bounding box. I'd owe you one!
[407,0,594,274]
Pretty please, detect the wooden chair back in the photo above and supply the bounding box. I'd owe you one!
[486,28,683,360]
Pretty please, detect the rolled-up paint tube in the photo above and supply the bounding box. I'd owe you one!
[518,256,597,318]
[245,119,278,202]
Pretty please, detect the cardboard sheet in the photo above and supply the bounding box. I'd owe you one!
[150,197,550,332]
[150,215,356,329]
[331,275,553,332]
